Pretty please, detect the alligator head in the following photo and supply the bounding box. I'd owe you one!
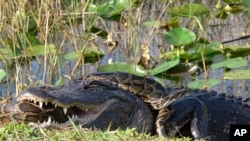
[0,80,154,133]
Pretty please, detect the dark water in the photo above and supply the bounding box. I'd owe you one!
[0,0,250,98]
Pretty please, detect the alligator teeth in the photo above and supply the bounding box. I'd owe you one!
[47,116,51,124]
[54,104,57,108]
[45,102,48,106]
[85,109,88,112]
[63,108,67,114]
[54,121,58,125]
[71,115,76,119]
[71,114,78,119]
[39,102,43,108]
[52,121,56,125]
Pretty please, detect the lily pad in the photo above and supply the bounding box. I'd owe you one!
[164,27,196,46]
[188,78,221,89]
[8,33,42,56]
[211,57,247,69]
[181,42,222,61]
[167,3,209,17]
[87,0,134,20]
[0,44,56,59]
[97,62,147,76]
[154,62,199,80]
[25,44,56,56]
[224,70,250,80]
[149,58,180,75]
[64,48,104,64]
[161,62,199,77]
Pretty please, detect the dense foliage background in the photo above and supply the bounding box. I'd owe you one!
[0,0,250,97]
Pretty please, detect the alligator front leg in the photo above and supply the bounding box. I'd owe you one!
[157,97,209,139]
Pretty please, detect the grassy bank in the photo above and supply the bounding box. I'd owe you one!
[0,123,194,141]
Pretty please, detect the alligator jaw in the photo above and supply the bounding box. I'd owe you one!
[16,92,119,128]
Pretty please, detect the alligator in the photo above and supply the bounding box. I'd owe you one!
[0,72,250,141]
[0,81,155,133]
[156,90,250,141]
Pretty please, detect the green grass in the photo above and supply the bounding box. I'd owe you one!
[0,123,193,141]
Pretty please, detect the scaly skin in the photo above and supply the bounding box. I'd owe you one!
[80,72,170,109]
[0,79,154,133]
[157,89,250,141]
[1,72,250,141]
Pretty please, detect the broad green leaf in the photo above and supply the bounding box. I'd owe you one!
[167,3,209,17]
[8,33,42,56]
[0,44,56,59]
[211,54,227,64]
[87,0,134,20]
[154,62,198,80]
[244,8,250,19]
[0,69,6,81]
[223,45,250,58]
[110,0,133,16]
[188,78,221,89]
[26,44,56,56]
[96,3,112,16]
[181,42,222,60]
[144,17,180,29]
[64,48,104,63]
[97,62,147,76]
[6,33,56,59]
[149,58,180,75]
[224,70,250,80]
[164,27,196,46]
[162,62,198,76]
[143,21,160,27]
[243,0,250,20]
[87,3,115,19]
[211,57,247,69]
[0,48,14,59]
[243,0,250,7]
[64,51,78,61]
